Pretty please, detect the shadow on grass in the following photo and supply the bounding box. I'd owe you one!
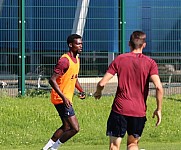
[166,97,181,102]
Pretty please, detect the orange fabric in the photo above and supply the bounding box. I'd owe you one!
[51,54,80,105]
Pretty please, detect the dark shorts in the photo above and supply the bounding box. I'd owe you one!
[54,103,75,119]
[106,110,147,138]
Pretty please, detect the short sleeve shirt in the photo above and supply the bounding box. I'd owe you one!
[107,52,158,117]
[51,53,80,105]
[54,52,78,76]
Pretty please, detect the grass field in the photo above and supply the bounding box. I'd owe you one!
[0,92,181,150]
[1,143,181,150]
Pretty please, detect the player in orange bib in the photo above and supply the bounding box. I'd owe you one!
[42,34,85,150]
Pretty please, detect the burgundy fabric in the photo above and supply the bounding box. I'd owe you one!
[54,52,78,75]
[107,52,158,117]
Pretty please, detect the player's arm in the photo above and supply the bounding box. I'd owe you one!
[49,57,72,107]
[150,74,163,126]
[49,73,64,98]
[94,72,114,99]
[75,79,86,99]
[49,73,72,107]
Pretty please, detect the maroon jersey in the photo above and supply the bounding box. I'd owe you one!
[54,52,78,76]
[107,52,158,117]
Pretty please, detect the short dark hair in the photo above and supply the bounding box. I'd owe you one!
[67,34,82,46]
[129,31,146,49]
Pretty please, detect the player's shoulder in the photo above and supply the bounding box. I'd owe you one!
[141,54,157,66]
[112,53,129,62]
[59,54,69,63]
[116,52,129,57]
[116,52,134,59]
[61,53,69,58]
[117,52,156,62]
[142,54,155,61]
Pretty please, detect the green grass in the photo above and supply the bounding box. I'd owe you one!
[1,143,181,150]
[0,93,181,150]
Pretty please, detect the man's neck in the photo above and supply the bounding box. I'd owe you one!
[68,51,77,58]
[131,48,142,53]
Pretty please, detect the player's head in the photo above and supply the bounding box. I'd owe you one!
[129,31,146,49]
[67,34,82,54]
[67,34,82,46]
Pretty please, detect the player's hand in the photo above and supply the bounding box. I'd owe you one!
[63,97,72,108]
[79,92,86,99]
[94,91,102,99]
[152,109,162,126]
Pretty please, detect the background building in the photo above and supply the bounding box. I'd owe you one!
[0,0,181,95]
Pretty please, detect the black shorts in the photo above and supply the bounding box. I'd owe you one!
[54,103,75,119]
[106,110,147,138]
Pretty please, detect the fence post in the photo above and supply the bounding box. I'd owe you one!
[119,0,126,54]
[18,0,25,96]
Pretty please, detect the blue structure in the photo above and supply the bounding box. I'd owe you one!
[125,0,181,53]
[0,0,18,49]
[0,0,181,53]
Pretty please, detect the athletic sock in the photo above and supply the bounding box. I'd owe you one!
[42,139,55,150]
[50,139,62,149]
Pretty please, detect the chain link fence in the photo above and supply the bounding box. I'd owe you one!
[0,0,181,96]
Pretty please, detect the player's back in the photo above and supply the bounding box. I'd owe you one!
[111,52,158,116]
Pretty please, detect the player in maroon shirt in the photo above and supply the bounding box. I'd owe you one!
[94,31,163,150]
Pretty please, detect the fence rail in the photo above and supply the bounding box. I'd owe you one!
[0,0,181,96]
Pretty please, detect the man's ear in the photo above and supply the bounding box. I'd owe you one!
[143,42,146,48]
[69,43,72,47]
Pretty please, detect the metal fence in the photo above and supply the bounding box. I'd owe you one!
[0,0,181,96]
